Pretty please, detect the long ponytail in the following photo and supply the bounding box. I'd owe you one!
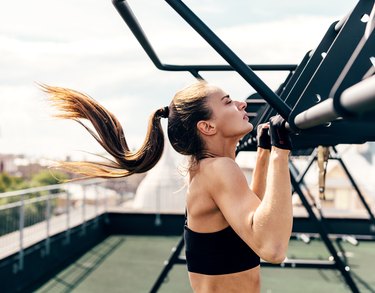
[43,85,166,179]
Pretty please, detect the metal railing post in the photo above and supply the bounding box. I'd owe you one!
[45,191,51,255]
[81,185,87,235]
[94,184,99,227]
[104,184,109,224]
[18,194,25,272]
[65,190,71,244]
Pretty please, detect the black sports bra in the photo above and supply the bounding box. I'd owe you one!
[184,223,260,275]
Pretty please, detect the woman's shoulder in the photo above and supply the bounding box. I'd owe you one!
[200,157,242,176]
[198,157,250,200]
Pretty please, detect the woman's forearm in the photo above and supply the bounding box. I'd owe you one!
[251,147,292,262]
[250,148,270,200]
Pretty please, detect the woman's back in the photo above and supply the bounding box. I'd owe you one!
[186,158,228,232]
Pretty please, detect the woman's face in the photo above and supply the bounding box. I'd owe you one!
[204,85,253,139]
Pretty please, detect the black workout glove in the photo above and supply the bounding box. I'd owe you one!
[256,123,271,150]
[269,115,292,150]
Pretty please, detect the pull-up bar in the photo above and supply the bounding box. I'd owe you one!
[111,0,296,75]
[112,0,293,119]
[294,75,375,129]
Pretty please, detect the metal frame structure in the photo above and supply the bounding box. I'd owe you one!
[111,1,375,292]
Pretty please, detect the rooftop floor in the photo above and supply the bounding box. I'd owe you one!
[35,235,375,293]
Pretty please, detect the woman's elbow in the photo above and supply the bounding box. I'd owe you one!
[258,244,288,264]
[263,252,287,264]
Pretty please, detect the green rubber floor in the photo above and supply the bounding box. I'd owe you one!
[35,235,375,293]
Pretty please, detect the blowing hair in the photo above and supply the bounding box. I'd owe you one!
[44,79,213,179]
[43,85,167,179]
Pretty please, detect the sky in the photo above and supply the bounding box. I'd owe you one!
[0,0,358,161]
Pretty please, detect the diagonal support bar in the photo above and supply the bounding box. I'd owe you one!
[290,170,359,293]
[164,0,292,119]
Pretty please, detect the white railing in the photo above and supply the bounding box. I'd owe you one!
[0,178,130,272]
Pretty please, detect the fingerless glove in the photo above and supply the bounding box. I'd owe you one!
[256,123,271,150]
[269,115,292,150]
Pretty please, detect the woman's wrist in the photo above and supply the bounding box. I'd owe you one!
[257,147,271,154]
[270,146,290,158]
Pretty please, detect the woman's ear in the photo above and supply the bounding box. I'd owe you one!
[197,120,216,136]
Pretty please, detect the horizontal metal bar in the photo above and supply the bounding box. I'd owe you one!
[294,98,338,129]
[0,178,104,199]
[340,74,375,113]
[261,259,336,269]
[112,0,297,73]
[112,0,292,118]
[162,64,297,72]
[293,75,375,129]
[0,192,64,211]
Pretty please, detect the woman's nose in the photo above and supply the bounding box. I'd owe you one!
[237,100,247,110]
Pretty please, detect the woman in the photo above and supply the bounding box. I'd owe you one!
[44,80,292,292]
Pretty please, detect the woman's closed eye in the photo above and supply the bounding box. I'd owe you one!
[223,97,232,104]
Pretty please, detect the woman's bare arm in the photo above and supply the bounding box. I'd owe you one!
[207,149,292,263]
[251,147,292,262]
[250,148,270,200]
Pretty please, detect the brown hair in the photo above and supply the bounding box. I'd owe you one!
[44,80,212,179]
[168,80,213,165]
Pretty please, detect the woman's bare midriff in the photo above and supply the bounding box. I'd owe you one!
[188,265,260,293]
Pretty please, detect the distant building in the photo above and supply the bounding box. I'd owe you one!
[131,143,188,213]
[291,144,375,216]
[0,154,49,179]
[0,154,21,175]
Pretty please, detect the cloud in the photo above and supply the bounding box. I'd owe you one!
[0,0,359,159]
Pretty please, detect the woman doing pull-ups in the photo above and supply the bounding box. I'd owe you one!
[45,80,292,293]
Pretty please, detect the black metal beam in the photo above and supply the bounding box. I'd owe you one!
[112,0,296,73]
[150,236,185,293]
[163,0,292,119]
[290,170,360,293]
[332,146,375,225]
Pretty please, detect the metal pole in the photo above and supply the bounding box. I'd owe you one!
[150,236,185,293]
[290,171,359,293]
[18,194,25,271]
[65,190,71,244]
[103,184,109,224]
[82,185,87,235]
[295,149,317,184]
[112,0,163,68]
[293,98,338,129]
[332,146,375,225]
[293,75,375,129]
[164,0,291,119]
[95,184,99,227]
[112,1,296,73]
[45,192,51,255]
[340,74,375,113]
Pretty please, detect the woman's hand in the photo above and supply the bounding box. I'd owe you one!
[269,115,292,150]
[256,123,271,150]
